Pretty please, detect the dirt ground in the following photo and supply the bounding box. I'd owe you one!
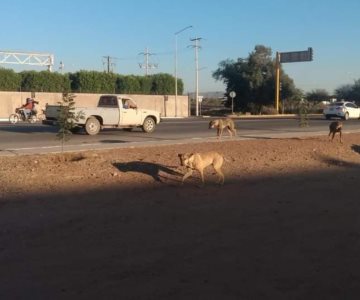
[1,132,360,299]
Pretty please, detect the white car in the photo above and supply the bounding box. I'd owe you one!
[323,101,360,120]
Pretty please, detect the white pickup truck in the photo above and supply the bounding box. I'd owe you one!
[43,95,161,135]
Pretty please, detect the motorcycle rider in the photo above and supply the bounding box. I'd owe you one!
[19,98,39,119]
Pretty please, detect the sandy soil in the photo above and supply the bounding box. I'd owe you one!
[1,132,360,299]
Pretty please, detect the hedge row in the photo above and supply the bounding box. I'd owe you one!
[0,69,184,95]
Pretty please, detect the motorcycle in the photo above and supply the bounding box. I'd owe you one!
[9,108,38,124]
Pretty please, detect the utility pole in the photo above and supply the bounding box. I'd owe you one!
[59,61,64,73]
[275,52,280,113]
[190,37,202,117]
[139,47,158,75]
[102,55,117,73]
[175,25,192,117]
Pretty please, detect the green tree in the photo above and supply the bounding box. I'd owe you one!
[0,68,21,91]
[0,68,183,95]
[116,75,141,94]
[37,71,70,92]
[20,71,70,92]
[139,76,153,94]
[305,89,329,102]
[176,78,184,95]
[298,99,309,127]
[352,79,360,102]
[151,73,175,95]
[20,71,38,92]
[213,45,299,112]
[70,71,116,93]
[56,93,84,151]
[335,79,360,103]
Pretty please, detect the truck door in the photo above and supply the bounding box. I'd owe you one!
[98,96,120,125]
[121,98,142,125]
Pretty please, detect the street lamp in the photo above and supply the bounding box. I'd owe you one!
[175,25,192,117]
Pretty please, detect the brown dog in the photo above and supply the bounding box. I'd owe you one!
[328,121,343,143]
[178,151,225,185]
[209,118,236,139]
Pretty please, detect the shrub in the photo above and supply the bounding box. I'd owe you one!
[260,105,278,115]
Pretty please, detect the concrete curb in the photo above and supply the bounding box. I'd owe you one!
[1,114,324,122]
[176,114,324,120]
[210,114,323,119]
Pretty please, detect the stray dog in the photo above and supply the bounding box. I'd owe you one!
[328,121,343,143]
[178,151,225,185]
[209,118,236,139]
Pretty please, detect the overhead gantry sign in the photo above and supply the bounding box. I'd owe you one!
[0,50,54,71]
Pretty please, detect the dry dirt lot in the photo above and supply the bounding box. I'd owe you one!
[1,132,360,299]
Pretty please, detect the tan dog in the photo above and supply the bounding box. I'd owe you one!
[209,118,236,139]
[178,151,225,185]
[328,121,343,143]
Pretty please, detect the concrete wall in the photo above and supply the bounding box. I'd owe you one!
[0,91,189,119]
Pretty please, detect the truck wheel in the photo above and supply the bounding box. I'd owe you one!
[85,117,100,135]
[142,117,156,133]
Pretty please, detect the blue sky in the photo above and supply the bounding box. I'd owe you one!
[1,0,359,94]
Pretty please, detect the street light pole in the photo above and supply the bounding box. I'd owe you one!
[195,39,199,117]
[190,37,202,117]
[174,25,192,117]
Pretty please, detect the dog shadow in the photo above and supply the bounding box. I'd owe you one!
[317,154,360,169]
[351,145,360,155]
[112,161,182,182]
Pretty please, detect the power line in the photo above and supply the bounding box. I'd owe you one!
[102,55,117,73]
[138,47,158,75]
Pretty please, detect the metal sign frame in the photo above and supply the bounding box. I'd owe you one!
[280,47,313,63]
[0,50,54,71]
[275,48,313,113]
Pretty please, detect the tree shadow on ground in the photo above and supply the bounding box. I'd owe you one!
[351,144,360,155]
[113,161,182,182]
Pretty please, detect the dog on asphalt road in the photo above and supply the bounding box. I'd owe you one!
[209,118,236,139]
[328,121,343,143]
[178,151,225,186]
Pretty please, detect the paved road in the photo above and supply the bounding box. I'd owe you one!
[0,117,359,155]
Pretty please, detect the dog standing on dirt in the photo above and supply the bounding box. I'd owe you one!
[178,151,225,186]
[209,118,236,139]
[328,121,343,143]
